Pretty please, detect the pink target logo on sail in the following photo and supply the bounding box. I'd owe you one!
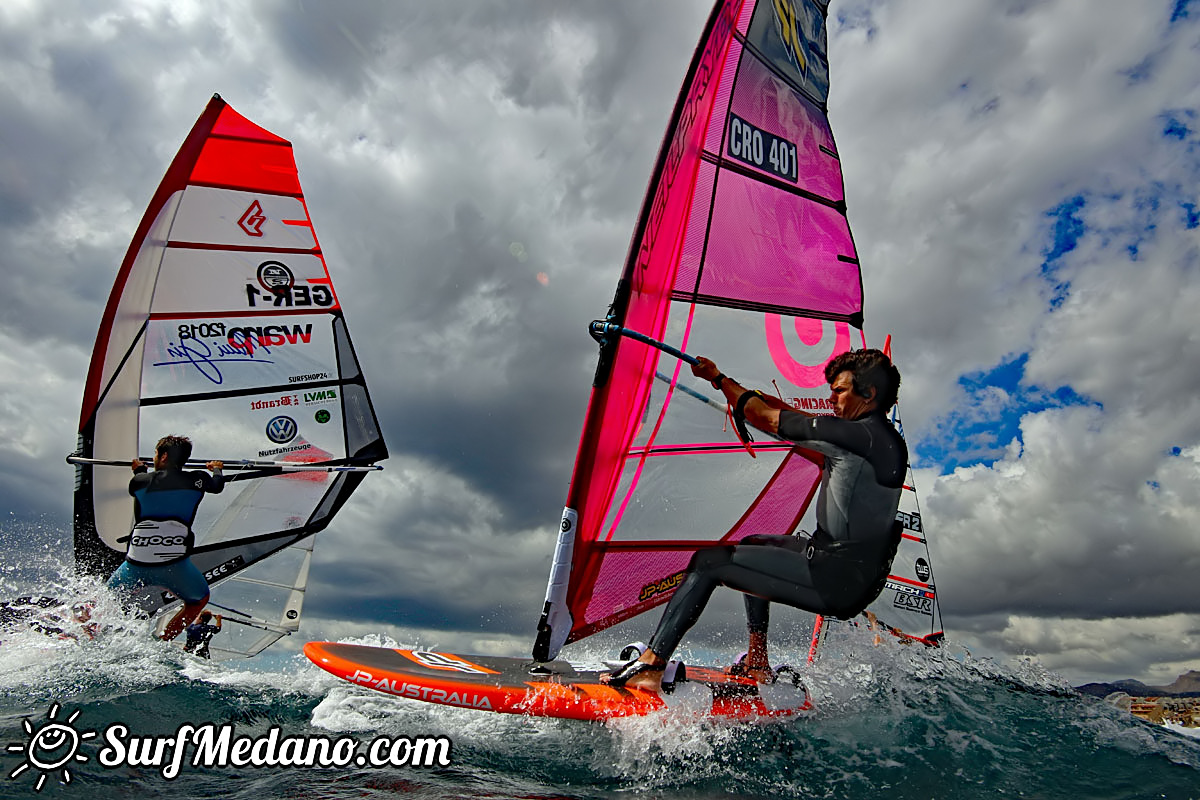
[764,315,858,389]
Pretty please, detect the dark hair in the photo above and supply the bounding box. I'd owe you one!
[199,611,213,622]
[825,348,901,410]
[156,435,193,468]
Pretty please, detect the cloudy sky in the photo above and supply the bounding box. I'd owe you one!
[1,0,1198,686]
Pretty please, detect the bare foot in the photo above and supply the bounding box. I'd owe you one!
[743,662,774,684]
[621,670,663,692]
[601,658,664,691]
[746,667,775,684]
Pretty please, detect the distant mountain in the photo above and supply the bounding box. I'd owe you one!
[1076,670,1200,699]
[1161,670,1200,694]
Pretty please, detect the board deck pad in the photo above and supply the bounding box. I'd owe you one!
[305,642,812,720]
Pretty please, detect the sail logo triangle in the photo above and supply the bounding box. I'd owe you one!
[239,199,267,236]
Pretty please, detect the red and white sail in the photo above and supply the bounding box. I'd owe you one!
[73,95,387,658]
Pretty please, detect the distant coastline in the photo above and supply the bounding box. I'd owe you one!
[1075,669,1200,700]
[1076,670,1200,729]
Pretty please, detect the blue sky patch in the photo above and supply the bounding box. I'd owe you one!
[1162,111,1192,140]
[916,353,1098,473]
[1170,0,1193,25]
[1041,195,1085,307]
[1182,202,1199,229]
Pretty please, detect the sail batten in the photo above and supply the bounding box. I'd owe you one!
[74,95,386,660]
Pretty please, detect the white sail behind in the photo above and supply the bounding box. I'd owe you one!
[73,96,387,659]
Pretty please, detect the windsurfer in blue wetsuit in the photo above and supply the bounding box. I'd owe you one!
[604,349,907,692]
[106,435,224,642]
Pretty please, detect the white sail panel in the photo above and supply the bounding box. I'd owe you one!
[141,313,341,398]
[151,250,336,317]
[170,188,317,250]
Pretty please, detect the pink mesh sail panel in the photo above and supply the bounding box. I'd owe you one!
[536,0,865,659]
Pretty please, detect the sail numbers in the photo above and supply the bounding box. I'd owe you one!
[246,283,334,308]
[727,114,798,183]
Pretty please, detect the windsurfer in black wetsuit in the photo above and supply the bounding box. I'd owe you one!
[604,349,907,692]
[0,597,98,643]
[106,435,224,642]
[184,610,222,658]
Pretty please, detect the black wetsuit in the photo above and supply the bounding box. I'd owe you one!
[647,409,908,659]
[0,596,89,640]
[184,620,221,658]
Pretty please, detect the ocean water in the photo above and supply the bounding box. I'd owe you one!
[0,553,1197,798]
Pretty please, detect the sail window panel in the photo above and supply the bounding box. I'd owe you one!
[759,316,861,403]
[140,314,340,399]
[625,304,858,454]
[727,45,842,202]
[618,298,720,452]
[576,338,666,544]
[219,537,309,588]
[151,250,337,316]
[213,565,296,610]
[597,444,791,543]
[581,447,820,635]
[700,170,860,316]
[203,547,310,660]
[169,187,317,251]
[628,380,732,451]
[725,448,821,540]
[678,304,857,402]
[191,475,332,550]
[209,620,284,661]
[192,138,301,196]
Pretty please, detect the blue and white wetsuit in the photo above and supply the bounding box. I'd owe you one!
[106,466,224,604]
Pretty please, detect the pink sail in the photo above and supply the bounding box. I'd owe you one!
[535,0,867,660]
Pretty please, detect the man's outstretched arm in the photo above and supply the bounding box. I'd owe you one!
[690,356,813,436]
